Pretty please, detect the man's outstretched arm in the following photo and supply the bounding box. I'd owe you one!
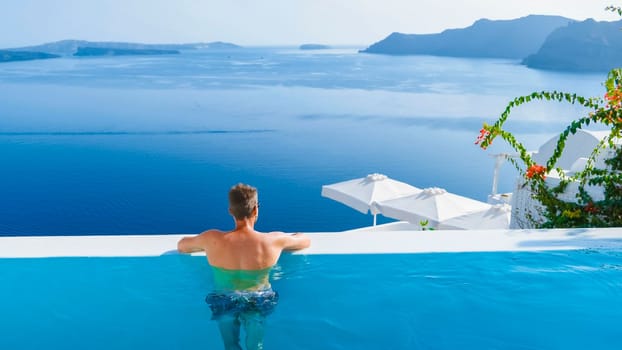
[177,231,211,253]
[274,232,311,251]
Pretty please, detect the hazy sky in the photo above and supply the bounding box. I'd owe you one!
[1,0,620,48]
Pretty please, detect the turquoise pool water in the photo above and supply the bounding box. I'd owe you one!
[2,250,621,349]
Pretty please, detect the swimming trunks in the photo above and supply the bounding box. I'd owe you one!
[206,289,279,320]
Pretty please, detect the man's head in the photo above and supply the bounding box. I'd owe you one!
[228,183,259,220]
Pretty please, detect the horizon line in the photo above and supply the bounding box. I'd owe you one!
[5,13,620,50]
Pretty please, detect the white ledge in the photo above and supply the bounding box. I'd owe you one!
[1,227,622,258]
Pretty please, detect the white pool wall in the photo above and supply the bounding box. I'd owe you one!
[1,227,622,258]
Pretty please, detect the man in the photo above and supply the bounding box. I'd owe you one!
[177,183,311,350]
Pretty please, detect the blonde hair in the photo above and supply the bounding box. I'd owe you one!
[228,183,258,220]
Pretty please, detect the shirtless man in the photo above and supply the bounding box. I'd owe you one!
[177,183,311,350]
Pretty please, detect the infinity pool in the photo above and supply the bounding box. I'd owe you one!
[2,249,621,349]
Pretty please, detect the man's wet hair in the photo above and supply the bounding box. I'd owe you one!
[229,183,258,220]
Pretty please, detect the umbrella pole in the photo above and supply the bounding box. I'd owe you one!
[373,214,377,226]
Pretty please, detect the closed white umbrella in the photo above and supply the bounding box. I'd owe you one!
[321,173,421,226]
[374,187,491,229]
[437,204,511,230]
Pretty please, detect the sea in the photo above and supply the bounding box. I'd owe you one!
[0,47,608,236]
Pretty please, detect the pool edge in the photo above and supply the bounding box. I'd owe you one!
[1,227,622,258]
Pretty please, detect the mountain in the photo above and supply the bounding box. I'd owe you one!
[198,41,241,50]
[8,40,241,56]
[300,44,331,50]
[74,47,179,56]
[361,15,574,59]
[523,19,622,72]
[0,50,60,63]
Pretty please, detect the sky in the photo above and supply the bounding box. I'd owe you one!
[1,0,620,48]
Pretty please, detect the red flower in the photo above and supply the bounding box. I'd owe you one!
[605,89,622,109]
[526,164,546,180]
[475,128,491,149]
[584,202,598,214]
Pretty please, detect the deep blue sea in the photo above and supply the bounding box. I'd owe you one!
[0,47,607,235]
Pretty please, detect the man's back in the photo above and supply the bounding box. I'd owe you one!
[178,227,309,272]
[203,228,302,270]
[176,183,310,350]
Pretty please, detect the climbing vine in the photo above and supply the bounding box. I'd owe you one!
[476,6,622,228]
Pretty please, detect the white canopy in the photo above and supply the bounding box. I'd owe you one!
[374,187,491,228]
[532,129,620,170]
[321,173,421,225]
[437,204,511,230]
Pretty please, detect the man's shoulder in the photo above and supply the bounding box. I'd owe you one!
[263,231,290,240]
[203,229,226,235]
[198,229,227,240]
[264,231,286,236]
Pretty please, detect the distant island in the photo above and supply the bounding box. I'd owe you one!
[0,50,60,63]
[74,47,179,56]
[200,41,241,50]
[523,19,622,72]
[361,15,573,59]
[7,40,241,56]
[300,44,331,50]
[361,15,622,72]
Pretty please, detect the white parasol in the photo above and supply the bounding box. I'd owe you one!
[437,203,511,230]
[321,173,421,226]
[373,187,491,229]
